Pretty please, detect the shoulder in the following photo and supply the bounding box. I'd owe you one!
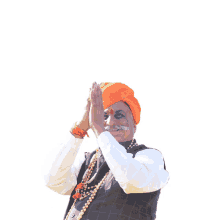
[134,143,163,157]
[135,145,167,170]
[135,147,163,160]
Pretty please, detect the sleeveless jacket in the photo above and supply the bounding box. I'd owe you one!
[64,140,166,220]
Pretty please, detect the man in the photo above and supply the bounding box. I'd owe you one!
[45,82,169,220]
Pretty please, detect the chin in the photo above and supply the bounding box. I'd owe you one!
[109,131,131,142]
[114,136,125,142]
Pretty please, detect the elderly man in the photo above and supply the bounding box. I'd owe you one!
[45,82,169,220]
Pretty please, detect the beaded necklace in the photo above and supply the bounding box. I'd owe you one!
[65,139,137,220]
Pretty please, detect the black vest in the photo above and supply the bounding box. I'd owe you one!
[64,140,166,220]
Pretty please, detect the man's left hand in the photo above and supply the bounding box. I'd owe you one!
[89,82,105,138]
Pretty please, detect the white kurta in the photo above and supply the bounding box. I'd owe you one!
[44,131,169,195]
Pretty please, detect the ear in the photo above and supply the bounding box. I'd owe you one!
[133,124,136,134]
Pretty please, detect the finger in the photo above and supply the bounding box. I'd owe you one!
[93,83,101,93]
[92,83,99,95]
[90,89,96,105]
[91,94,101,107]
[90,84,102,104]
[91,82,95,92]
[86,98,91,107]
[91,83,97,97]
[88,88,92,102]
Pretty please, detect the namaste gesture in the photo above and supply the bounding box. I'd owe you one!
[75,81,105,138]
[89,82,105,138]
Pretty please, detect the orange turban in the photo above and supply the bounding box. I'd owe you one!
[99,82,141,125]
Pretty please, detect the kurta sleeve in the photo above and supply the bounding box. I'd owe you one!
[97,131,170,194]
[43,133,86,195]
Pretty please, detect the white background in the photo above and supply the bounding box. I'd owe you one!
[0,1,220,219]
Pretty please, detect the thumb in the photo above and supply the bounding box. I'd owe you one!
[86,99,91,112]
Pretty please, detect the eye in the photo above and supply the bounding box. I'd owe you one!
[114,113,125,119]
[104,114,109,120]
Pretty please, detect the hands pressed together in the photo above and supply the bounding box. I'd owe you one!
[77,82,105,138]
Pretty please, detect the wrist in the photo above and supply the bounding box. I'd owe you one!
[77,123,89,132]
[76,121,89,132]
[70,122,89,138]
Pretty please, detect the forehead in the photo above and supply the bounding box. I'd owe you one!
[104,101,131,113]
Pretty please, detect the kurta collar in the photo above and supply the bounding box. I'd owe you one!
[119,139,133,150]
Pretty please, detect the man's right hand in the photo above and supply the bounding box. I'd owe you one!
[76,97,91,132]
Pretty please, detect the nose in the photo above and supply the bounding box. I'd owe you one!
[104,115,117,126]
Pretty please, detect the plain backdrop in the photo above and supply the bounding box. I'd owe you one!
[0,1,219,219]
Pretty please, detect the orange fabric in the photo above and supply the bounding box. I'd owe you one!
[72,193,81,199]
[75,183,84,190]
[70,127,89,138]
[99,82,141,125]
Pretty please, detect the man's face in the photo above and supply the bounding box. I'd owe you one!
[104,101,136,142]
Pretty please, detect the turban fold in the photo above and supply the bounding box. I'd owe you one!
[99,82,141,125]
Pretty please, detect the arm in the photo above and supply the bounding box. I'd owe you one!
[44,96,91,195]
[97,131,170,194]
[44,133,86,195]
